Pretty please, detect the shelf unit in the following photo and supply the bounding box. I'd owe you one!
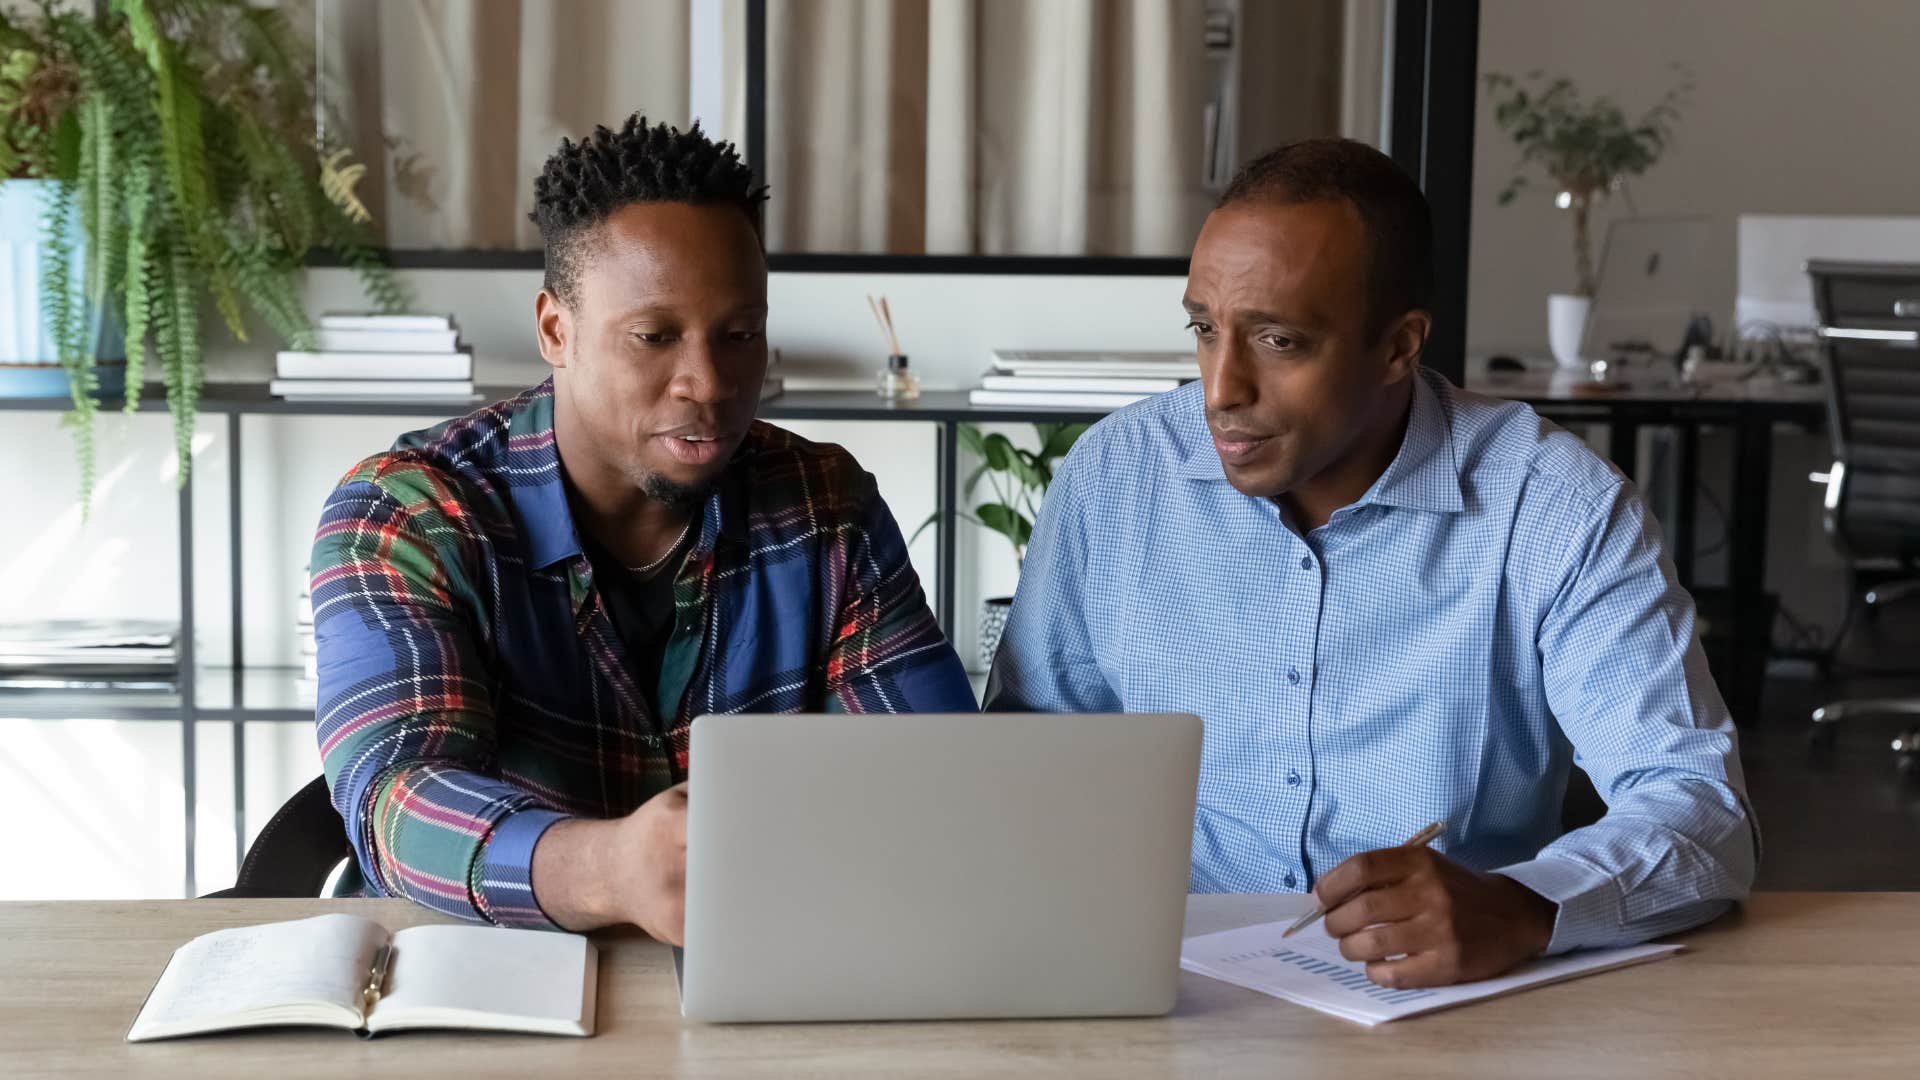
[0,384,1111,896]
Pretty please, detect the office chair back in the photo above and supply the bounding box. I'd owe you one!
[1808,259,1920,559]
[201,775,353,899]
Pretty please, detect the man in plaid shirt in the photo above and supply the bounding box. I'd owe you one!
[311,116,973,944]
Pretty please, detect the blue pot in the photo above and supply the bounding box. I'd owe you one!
[1,178,128,398]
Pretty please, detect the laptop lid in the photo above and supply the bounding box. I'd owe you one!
[679,711,1202,1022]
[1582,215,1713,361]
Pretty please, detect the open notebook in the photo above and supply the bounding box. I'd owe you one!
[128,914,597,1041]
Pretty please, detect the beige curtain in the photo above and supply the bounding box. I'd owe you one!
[320,0,696,249]
[766,0,1350,257]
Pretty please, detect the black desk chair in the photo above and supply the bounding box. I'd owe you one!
[201,775,353,899]
[1805,260,1920,757]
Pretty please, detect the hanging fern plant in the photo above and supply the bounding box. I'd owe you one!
[0,0,407,507]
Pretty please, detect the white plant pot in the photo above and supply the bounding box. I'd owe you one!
[1547,293,1591,370]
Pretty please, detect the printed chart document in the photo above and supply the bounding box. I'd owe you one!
[1182,918,1680,1025]
[128,914,596,1041]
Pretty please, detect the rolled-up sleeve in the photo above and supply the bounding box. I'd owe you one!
[312,466,567,929]
[1496,482,1758,952]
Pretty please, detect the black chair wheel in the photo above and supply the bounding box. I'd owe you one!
[1808,724,1839,753]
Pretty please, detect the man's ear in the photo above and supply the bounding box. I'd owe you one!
[535,288,571,370]
[1381,308,1431,384]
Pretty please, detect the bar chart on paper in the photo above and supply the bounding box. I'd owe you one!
[1246,943,1439,1007]
[1181,920,1681,1025]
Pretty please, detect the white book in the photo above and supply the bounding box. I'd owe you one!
[1181,917,1681,1027]
[991,349,1199,379]
[313,328,461,353]
[968,388,1150,409]
[993,364,1200,379]
[128,914,597,1041]
[0,619,176,650]
[319,313,456,332]
[275,351,473,381]
[270,378,476,399]
[979,374,1183,394]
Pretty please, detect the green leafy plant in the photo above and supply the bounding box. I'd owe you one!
[914,422,1090,567]
[0,0,408,506]
[1484,67,1691,298]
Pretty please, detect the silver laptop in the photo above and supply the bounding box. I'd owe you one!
[679,711,1202,1023]
[1581,215,1713,360]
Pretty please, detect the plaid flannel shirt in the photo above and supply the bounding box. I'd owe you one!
[312,379,973,928]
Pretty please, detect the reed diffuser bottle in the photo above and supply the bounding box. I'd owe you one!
[868,294,920,401]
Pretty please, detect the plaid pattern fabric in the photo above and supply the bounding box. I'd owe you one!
[312,379,973,928]
[987,369,1758,953]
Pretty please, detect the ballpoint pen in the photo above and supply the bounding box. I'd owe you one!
[1282,821,1446,938]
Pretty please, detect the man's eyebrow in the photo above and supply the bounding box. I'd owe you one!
[610,303,678,320]
[1181,299,1312,327]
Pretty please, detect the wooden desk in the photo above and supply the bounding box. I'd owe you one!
[4,893,1916,1078]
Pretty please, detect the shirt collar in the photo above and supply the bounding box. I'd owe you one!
[501,379,585,571]
[504,378,753,572]
[1177,368,1465,515]
[1358,370,1466,514]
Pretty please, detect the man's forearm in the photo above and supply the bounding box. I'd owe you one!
[529,817,626,932]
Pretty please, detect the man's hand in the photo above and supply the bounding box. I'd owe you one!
[530,782,689,944]
[1314,846,1557,989]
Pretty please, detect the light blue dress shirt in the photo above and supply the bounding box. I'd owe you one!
[986,368,1758,952]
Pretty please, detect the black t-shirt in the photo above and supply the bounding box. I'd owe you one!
[580,528,692,708]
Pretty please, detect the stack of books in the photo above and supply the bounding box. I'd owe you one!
[271,314,476,401]
[0,619,180,689]
[969,350,1199,409]
[759,346,785,402]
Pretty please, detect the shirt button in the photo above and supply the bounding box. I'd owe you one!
[1299,555,1313,570]
[1287,768,1301,786]
[1283,870,1298,889]
[1287,667,1301,686]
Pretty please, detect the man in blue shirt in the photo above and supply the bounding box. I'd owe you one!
[987,139,1756,988]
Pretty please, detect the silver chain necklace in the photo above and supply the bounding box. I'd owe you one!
[626,515,695,577]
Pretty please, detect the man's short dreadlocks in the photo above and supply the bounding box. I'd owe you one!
[528,113,768,305]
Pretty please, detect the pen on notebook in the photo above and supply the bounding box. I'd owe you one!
[362,943,392,1012]
[1282,821,1446,938]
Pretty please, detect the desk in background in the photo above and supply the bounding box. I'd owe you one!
[3,893,1915,1078]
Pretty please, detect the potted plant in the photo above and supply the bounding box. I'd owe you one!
[915,421,1090,671]
[1484,67,1690,369]
[0,0,405,506]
